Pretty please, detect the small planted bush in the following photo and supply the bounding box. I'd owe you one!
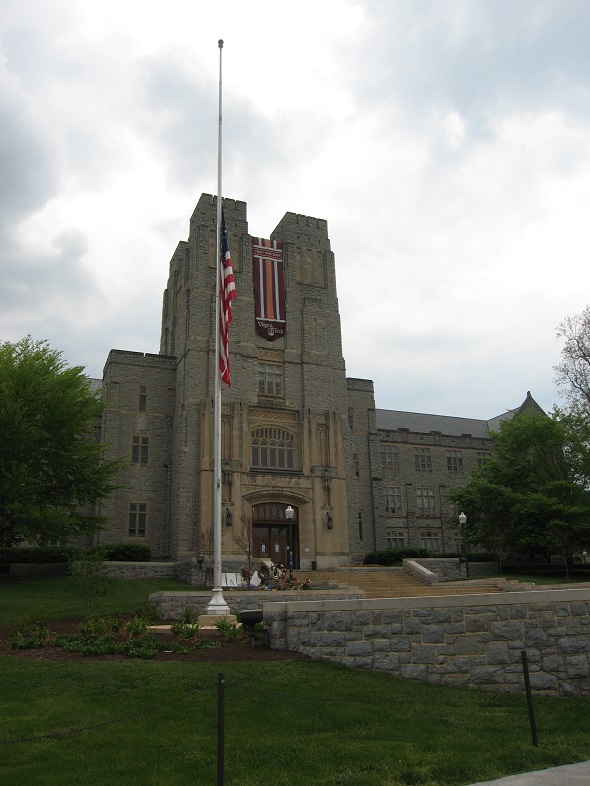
[124,616,151,639]
[10,611,55,649]
[179,604,196,623]
[215,617,243,641]
[134,603,159,623]
[79,615,122,636]
[69,552,110,616]
[170,620,200,640]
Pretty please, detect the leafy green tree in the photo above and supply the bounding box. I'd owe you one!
[555,305,590,414]
[68,551,110,616]
[0,336,123,547]
[447,410,590,575]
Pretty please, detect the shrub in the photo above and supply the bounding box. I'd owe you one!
[69,552,110,616]
[11,611,54,648]
[0,546,80,564]
[79,615,122,636]
[215,617,242,640]
[363,548,429,566]
[179,604,196,623]
[124,616,151,639]
[134,603,159,623]
[91,543,152,562]
[170,620,200,640]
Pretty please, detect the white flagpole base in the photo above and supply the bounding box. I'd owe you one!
[205,587,231,616]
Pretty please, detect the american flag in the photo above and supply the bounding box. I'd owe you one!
[219,208,236,386]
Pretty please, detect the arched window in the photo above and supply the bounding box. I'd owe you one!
[251,427,294,470]
[386,529,406,549]
[419,529,440,553]
[252,503,292,521]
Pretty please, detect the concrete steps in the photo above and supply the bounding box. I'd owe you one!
[305,568,501,599]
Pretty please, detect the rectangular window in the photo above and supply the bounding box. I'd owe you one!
[414,448,432,471]
[384,486,402,515]
[128,502,147,537]
[353,452,360,477]
[138,385,147,412]
[477,451,491,467]
[446,450,463,472]
[416,488,436,516]
[381,445,399,473]
[258,363,283,397]
[131,435,149,465]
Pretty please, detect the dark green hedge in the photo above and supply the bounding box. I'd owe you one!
[363,549,498,566]
[0,543,152,564]
[91,543,152,562]
[363,548,429,566]
[0,546,79,564]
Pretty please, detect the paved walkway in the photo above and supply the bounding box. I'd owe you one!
[467,759,590,785]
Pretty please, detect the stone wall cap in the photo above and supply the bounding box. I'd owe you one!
[274,587,590,613]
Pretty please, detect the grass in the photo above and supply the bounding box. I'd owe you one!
[493,571,590,586]
[0,575,196,625]
[1,657,590,786]
[498,573,590,585]
[1,575,589,785]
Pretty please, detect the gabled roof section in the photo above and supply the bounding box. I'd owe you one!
[376,392,545,438]
[376,410,491,438]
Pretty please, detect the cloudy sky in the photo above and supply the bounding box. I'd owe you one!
[2,0,589,419]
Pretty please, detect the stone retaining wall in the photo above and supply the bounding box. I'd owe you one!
[104,561,177,579]
[264,588,590,697]
[150,589,365,620]
[405,558,498,582]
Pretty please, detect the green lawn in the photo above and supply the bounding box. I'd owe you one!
[494,572,590,586]
[1,656,589,786]
[1,576,589,785]
[0,575,195,625]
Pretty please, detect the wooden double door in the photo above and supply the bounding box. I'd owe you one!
[252,503,298,569]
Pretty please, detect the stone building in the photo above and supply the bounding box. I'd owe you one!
[93,194,542,567]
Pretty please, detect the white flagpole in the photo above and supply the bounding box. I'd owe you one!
[206,39,230,616]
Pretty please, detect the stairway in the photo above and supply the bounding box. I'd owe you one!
[305,568,501,599]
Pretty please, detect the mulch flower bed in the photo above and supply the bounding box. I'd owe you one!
[0,619,309,663]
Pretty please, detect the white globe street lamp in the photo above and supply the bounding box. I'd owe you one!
[459,512,470,579]
[285,505,295,580]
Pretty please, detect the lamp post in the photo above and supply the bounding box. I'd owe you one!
[285,505,294,580]
[459,512,470,579]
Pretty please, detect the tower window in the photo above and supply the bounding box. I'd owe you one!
[129,502,147,537]
[258,363,283,397]
[131,435,149,465]
[138,385,147,412]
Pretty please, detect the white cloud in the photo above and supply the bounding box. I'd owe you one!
[1,0,589,417]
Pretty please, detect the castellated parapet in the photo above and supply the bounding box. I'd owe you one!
[271,212,331,250]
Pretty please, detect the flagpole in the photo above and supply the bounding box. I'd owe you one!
[206,38,230,616]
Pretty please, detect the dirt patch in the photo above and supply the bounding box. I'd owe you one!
[0,619,309,663]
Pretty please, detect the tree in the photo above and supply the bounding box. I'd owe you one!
[69,551,110,616]
[447,410,590,573]
[0,337,123,547]
[555,306,590,414]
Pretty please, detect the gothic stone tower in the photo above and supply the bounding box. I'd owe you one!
[154,193,355,568]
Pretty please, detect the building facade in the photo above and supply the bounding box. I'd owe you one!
[94,194,542,567]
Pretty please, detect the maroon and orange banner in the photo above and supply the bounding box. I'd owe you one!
[252,237,285,341]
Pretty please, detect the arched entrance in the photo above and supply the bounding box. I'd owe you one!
[251,503,299,568]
